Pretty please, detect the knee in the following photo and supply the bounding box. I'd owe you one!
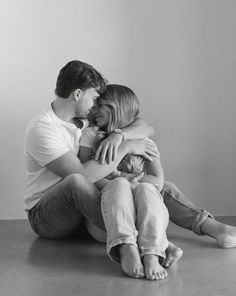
[108,177,131,188]
[65,173,91,188]
[162,181,178,193]
[64,174,98,197]
[134,182,155,194]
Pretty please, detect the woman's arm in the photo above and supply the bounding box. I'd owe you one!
[95,117,155,164]
[139,157,165,191]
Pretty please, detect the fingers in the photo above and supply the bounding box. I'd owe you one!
[99,144,109,164]
[142,153,154,162]
[95,144,102,161]
[107,145,113,164]
[112,145,118,162]
[95,143,115,164]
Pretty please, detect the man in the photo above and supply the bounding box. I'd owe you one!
[24,60,158,238]
[24,60,236,256]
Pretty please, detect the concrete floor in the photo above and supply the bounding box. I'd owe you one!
[0,217,236,296]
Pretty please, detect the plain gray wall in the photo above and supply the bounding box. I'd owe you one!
[0,0,236,218]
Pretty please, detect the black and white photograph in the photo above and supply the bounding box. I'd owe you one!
[0,1,236,295]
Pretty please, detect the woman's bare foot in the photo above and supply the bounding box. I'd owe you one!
[119,244,144,278]
[163,242,183,268]
[201,218,236,248]
[143,254,168,280]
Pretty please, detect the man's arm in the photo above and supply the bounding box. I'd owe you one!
[78,146,111,190]
[121,117,155,140]
[95,117,155,164]
[46,144,128,184]
[139,157,165,191]
[46,139,159,184]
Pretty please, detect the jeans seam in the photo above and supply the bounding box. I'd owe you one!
[162,187,213,235]
[162,187,199,212]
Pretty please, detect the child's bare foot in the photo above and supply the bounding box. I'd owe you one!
[119,244,144,278]
[143,254,168,280]
[163,242,183,268]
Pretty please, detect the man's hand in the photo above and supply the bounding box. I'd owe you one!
[95,133,123,164]
[127,139,159,161]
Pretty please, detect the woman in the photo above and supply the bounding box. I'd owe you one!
[79,84,183,280]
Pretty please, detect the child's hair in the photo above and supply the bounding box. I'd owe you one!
[96,84,144,174]
[97,84,140,134]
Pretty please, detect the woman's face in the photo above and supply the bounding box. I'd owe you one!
[93,105,110,128]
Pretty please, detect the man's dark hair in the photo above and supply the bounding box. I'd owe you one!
[55,60,107,98]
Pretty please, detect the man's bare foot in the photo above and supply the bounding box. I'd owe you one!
[163,242,183,268]
[143,254,168,280]
[201,218,236,248]
[119,244,144,278]
[215,224,236,248]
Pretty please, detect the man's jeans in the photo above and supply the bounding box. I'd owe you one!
[28,174,214,239]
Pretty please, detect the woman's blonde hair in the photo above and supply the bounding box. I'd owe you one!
[97,84,144,174]
[97,84,140,134]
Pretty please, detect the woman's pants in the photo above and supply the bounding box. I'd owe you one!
[100,178,169,262]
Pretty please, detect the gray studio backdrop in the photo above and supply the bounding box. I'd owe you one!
[0,0,236,218]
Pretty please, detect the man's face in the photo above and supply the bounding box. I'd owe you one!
[75,88,99,118]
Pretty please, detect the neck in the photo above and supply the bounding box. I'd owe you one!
[51,96,75,122]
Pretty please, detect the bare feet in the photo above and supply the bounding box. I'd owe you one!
[143,254,168,280]
[201,218,236,248]
[119,244,144,278]
[215,224,236,248]
[163,242,183,268]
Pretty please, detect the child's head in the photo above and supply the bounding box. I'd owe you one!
[94,84,140,134]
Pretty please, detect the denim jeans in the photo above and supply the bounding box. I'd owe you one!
[99,178,169,262]
[28,174,214,240]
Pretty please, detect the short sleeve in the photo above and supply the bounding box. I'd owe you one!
[24,124,70,167]
[80,127,97,148]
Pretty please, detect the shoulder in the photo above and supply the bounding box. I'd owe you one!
[24,110,66,150]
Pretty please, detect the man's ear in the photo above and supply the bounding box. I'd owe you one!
[73,89,82,101]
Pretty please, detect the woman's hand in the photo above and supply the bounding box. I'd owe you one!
[95,133,123,164]
[126,139,159,161]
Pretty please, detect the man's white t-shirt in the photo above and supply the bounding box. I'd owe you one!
[23,105,88,211]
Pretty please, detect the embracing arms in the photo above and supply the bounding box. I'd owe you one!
[34,117,156,183]
[46,139,158,184]
[138,157,165,191]
[94,117,155,164]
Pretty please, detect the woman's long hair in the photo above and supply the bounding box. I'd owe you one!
[97,84,144,174]
[97,84,140,134]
